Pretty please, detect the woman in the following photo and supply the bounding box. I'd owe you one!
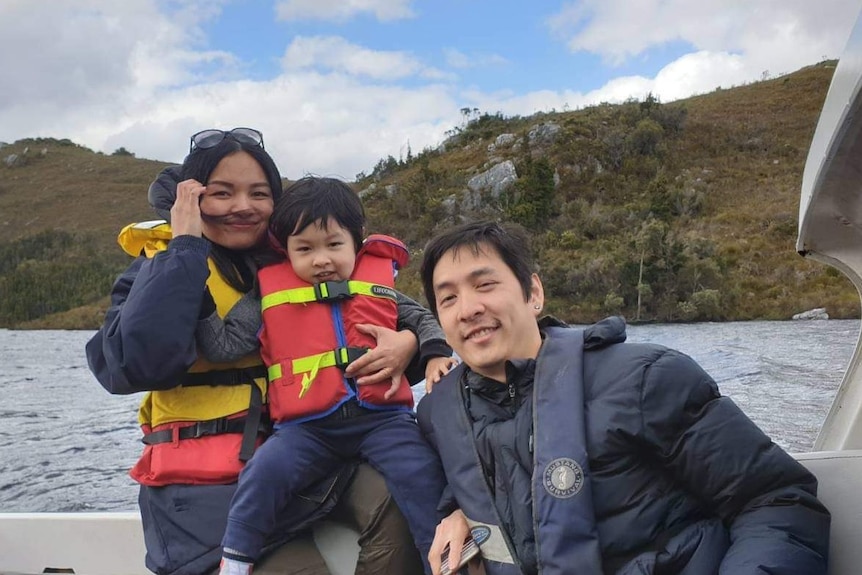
[86,127,443,575]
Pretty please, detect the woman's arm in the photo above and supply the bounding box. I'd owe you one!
[85,235,211,394]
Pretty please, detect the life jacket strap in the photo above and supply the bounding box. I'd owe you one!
[239,383,264,462]
[260,280,396,311]
[181,365,268,387]
[141,412,271,447]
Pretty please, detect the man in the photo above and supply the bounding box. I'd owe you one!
[416,220,829,575]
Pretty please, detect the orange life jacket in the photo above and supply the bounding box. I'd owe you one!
[259,234,414,423]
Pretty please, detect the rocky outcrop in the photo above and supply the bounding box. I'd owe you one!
[792,307,829,320]
[462,160,518,211]
[487,133,517,154]
[528,122,561,146]
[466,160,517,197]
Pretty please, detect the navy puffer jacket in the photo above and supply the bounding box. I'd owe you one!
[418,317,829,574]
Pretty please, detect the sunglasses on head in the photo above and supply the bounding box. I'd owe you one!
[189,127,265,153]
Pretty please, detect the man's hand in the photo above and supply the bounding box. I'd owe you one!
[170,179,206,238]
[344,324,417,398]
[424,356,459,394]
[429,509,471,575]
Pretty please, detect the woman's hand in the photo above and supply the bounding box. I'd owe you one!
[429,509,471,575]
[424,356,459,394]
[344,324,417,399]
[170,179,206,238]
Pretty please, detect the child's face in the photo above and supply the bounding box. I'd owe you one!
[286,217,357,284]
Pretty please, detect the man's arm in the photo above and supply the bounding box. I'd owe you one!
[395,291,452,383]
[639,349,829,574]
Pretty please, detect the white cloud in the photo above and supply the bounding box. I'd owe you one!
[548,0,860,69]
[0,2,457,179]
[275,0,415,22]
[457,51,750,121]
[650,51,748,100]
[82,71,460,179]
[530,0,862,118]
[282,36,425,80]
[0,1,236,144]
[1,1,859,183]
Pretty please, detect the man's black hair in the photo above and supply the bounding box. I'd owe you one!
[420,220,535,317]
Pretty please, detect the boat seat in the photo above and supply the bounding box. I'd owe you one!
[794,450,862,575]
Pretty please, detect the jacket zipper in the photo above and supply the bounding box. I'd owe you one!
[460,376,526,573]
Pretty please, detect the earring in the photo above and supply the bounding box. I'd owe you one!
[534,305,541,310]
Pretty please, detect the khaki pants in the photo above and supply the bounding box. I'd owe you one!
[253,463,424,575]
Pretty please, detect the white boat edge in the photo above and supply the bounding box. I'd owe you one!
[797,6,862,452]
[1,451,861,574]
[0,514,359,575]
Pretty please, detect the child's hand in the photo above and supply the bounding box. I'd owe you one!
[424,356,459,394]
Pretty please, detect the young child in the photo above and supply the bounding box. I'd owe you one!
[206,177,455,575]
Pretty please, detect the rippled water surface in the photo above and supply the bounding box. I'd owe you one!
[1,321,858,512]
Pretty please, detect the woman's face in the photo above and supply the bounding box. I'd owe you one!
[198,151,274,250]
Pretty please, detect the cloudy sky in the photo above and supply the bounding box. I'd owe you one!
[2,0,861,180]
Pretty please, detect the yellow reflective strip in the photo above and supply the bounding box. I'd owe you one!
[299,372,313,398]
[268,363,282,381]
[261,286,317,311]
[292,351,338,374]
[347,281,397,300]
[295,352,335,398]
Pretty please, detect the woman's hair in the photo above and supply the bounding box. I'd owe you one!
[180,138,283,293]
[269,176,365,252]
[180,138,282,204]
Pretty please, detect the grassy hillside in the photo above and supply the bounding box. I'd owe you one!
[0,61,857,328]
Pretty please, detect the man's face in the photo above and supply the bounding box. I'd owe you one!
[432,243,544,383]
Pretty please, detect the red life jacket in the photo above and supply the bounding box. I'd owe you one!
[259,234,415,423]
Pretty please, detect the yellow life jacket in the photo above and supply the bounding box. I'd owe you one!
[119,221,268,486]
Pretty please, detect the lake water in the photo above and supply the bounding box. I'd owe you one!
[0,320,858,513]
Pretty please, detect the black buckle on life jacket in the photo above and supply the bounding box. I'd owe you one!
[314,280,353,302]
[188,417,230,438]
[334,346,368,371]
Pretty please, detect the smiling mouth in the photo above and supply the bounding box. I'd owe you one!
[464,326,497,341]
[224,220,260,227]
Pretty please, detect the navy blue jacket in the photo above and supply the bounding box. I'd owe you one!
[85,234,349,575]
[417,317,830,574]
